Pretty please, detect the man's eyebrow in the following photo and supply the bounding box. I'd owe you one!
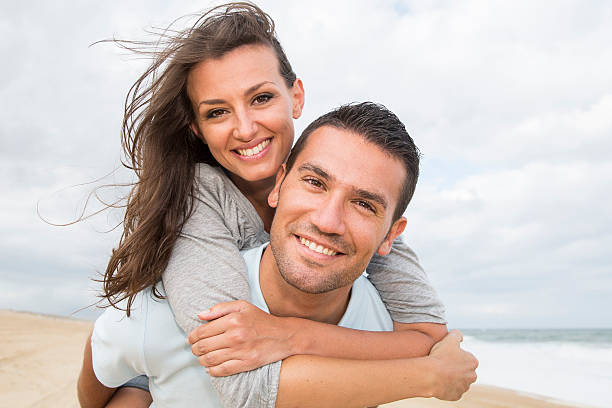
[297,163,334,182]
[298,162,388,210]
[353,188,388,211]
[197,81,274,108]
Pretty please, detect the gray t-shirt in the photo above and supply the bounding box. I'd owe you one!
[162,163,446,408]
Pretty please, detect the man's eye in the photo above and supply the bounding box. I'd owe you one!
[206,109,226,119]
[356,200,375,213]
[304,178,323,188]
[253,93,273,105]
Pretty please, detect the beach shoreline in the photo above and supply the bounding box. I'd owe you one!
[0,309,591,408]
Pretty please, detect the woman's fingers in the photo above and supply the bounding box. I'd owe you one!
[187,314,233,344]
[197,300,244,321]
[197,348,235,368]
[191,333,231,357]
[206,359,254,377]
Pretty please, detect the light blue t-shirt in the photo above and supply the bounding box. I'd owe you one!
[91,243,392,407]
[244,243,393,331]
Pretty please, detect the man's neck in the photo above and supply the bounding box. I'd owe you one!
[258,245,352,325]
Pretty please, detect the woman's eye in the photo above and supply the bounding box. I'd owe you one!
[253,93,273,105]
[206,109,226,119]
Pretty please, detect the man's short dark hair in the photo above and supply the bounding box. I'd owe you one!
[285,102,420,221]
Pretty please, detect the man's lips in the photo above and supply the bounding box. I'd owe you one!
[294,234,345,257]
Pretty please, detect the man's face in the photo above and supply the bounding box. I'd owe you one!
[268,126,407,294]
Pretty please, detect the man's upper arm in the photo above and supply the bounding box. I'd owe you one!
[90,303,146,387]
[77,332,116,408]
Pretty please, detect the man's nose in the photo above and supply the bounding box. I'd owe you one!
[310,194,346,236]
[232,108,257,142]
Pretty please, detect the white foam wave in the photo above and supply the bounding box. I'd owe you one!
[462,337,612,407]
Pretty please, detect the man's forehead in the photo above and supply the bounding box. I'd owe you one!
[289,126,405,208]
[296,126,366,159]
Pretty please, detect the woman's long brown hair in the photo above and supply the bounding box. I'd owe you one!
[103,2,296,315]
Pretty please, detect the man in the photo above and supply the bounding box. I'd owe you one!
[78,103,477,407]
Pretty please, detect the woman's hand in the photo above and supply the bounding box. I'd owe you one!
[187,300,298,376]
[427,330,478,400]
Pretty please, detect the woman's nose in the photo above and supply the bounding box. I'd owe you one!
[232,109,257,142]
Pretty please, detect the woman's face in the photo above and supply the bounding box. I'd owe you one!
[187,44,304,184]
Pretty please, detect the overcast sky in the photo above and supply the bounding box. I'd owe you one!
[1,0,610,328]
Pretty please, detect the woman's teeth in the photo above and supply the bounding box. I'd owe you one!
[299,237,338,256]
[236,139,271,157]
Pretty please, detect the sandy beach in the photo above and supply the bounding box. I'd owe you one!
[0,309,588,408]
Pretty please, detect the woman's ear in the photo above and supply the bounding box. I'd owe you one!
[291,79,305,119]
[268,164,287,208]
[377,217,407,256]
[190,123,206,144]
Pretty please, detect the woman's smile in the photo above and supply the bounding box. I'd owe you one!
[232,138,272,159]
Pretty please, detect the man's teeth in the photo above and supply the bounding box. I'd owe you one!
[299,237,337,256]
[236,139,271,157]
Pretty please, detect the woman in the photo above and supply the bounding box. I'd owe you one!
[78,3,471,407]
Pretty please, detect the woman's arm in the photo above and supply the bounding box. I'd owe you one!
[162,165,264,335]
[162,165,283,407]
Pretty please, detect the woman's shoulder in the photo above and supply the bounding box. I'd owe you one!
[187,162,266,249]
[194,162,230,185]
[193,163,236,199]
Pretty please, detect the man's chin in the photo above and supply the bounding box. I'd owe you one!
[279,271,340,295]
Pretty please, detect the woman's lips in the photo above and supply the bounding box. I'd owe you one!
[233,139,271,159]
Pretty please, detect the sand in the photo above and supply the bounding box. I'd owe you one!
[0,309,589,408]
[0,310,92,408]
[380,385,586,408]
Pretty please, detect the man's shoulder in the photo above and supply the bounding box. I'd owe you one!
[94,284,173,336]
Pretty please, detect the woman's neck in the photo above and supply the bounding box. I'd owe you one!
[229,173,276,232]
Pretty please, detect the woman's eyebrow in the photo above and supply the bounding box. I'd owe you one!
[197,81,275,108]
[244,81,274,96]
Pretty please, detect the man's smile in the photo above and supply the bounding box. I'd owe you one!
[295,234,342,256]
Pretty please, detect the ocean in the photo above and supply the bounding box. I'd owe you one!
[461,329,612,407]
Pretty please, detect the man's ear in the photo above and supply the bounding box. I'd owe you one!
[377,217,407,256]
[291,79,305,119]
[268,164,287,208]
[190,123,206,144]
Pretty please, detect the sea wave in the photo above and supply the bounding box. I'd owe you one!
[461,331,612,407]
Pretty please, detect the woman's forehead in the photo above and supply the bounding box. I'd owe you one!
[187,44,283,98]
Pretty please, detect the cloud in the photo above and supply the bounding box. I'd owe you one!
[1,0,610,327]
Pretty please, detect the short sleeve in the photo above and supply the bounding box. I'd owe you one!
[90,297,148,388]
[366,236,447,324]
